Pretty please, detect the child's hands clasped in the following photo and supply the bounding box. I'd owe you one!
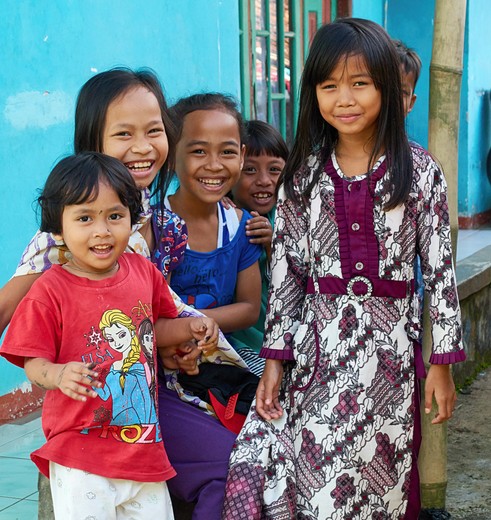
[160,341,201,375]
[161,318,219,375]
[424,364,457,424]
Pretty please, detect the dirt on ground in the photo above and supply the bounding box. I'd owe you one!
[446,366,491,520]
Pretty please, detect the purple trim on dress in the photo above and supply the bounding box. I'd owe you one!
[428,349,466,365]
[259,347,295,361]
[413,341,427,379]
[325,160,351,279]
[306,276,414,299]
[405,371,422,519]
[365,163,386,277]
[324,157,387,280]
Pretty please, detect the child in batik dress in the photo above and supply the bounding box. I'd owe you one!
[223,18,464,520]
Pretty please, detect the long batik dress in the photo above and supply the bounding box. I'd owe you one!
[223,145,465,520]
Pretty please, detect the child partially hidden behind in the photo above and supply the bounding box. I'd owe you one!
[229,120,288,376]
[0,152,218,520]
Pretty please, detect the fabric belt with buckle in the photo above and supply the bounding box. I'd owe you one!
[306,276,414,302]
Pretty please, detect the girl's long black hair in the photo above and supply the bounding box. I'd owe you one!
[283,18,412,210]
[74,67,176,212]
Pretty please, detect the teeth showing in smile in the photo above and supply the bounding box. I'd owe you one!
[92,245,112,252]
[199,178,223,186]
[126,161,152,171]
[253,193,272,199]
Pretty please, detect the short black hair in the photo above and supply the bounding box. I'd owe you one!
[244,120,289,161]
[39,152,142,234]
[167,92,246,195]
[170,92,246,143]
[393,39,422,88]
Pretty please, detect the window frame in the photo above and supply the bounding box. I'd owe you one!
[239,0,352,141]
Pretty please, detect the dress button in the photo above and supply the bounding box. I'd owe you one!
[355,262,364,270]
[347,183,352,191]
[352,222,360,231]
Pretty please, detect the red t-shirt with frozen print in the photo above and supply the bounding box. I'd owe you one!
[1,253,177,482]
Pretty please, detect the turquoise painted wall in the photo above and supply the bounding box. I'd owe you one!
[461,0,491,217]
[387,0,491,219]
[386,0,434,148]
[352,2,384,25]
[0,1,240,397]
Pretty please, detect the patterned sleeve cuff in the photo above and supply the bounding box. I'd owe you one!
[429,349,466,365]
[259,347,295,361]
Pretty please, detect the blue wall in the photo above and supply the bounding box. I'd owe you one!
[386,0,491,220]
[386,0,435,148]
[0,1,240,397]
[460,0,491,217]
[352,1,384,25]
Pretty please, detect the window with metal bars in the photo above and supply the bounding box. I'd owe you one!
[239,0,352,144]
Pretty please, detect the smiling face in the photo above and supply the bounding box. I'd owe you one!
[315,54,382,145]
[54,182,132,279]
[102,86,169,189]
[231,153,284,215]
[103,323,134,353]
[174,109,245,206]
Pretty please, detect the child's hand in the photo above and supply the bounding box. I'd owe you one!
[425,364,457,424]
[246,211,273,247]
[24,358,101,402]
[175,342,201,375]
[53,362,101,402]
[160,342,201,375]
[220,196,236,210]
[189,317,219,354]
[256,359,284,421]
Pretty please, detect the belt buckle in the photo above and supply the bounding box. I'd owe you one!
[347,276,373,302]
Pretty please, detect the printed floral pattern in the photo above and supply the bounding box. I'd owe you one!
[223,146,464,519]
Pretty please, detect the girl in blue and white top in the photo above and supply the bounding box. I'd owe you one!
[158,93,262,519]
[166,93,262,334]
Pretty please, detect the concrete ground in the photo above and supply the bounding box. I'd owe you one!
[446,366,491,520]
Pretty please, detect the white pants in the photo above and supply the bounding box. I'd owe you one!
[49,461,174,520]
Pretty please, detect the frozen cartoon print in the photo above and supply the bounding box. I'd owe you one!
[95,308,158,428]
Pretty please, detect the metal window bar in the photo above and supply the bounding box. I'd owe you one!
[290,1,301,137]
[239,2,251,119]
[239,0,251,120]
[242,0,353,138]
[239,0,303,141]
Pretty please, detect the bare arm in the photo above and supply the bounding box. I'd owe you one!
[155,316,219,350]
[200,261,261,333]
[0,274,41,336]
[24,357,101,402]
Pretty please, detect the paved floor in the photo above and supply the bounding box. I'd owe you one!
[0,411,42,519]
[456,224,491,262]
[0,224,490,520]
